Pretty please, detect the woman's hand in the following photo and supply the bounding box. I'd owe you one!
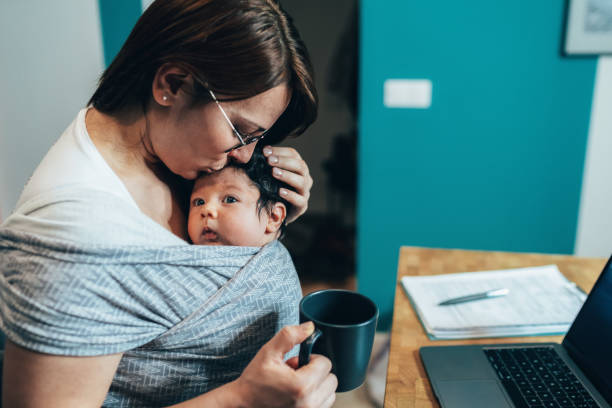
[263,146,313,224]
[230,322,337,408]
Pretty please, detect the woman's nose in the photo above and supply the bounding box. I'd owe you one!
[227,142,257,164]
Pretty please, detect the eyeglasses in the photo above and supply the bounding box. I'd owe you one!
[207,89,268,153]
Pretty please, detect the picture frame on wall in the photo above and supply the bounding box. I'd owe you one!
[565,0,612,54]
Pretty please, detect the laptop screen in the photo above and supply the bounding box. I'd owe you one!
[563,255,612,404]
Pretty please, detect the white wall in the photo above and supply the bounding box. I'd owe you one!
[575,56,612,258]
[0,1,104,219]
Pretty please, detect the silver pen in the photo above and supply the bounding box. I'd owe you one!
[438,288,509,306]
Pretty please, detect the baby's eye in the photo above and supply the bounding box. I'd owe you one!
[193,198,205,206]
[223,196,238,204]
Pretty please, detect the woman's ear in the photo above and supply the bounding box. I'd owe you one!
[152,63,193,106]
[265,203,287,235]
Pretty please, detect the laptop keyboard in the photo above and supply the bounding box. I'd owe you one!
[484,347,599,408]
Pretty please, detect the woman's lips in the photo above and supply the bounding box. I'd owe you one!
[203,166,224,174]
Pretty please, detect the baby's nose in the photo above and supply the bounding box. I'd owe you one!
[204,205,218,218]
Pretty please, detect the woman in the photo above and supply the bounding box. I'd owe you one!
[0,0,336,406]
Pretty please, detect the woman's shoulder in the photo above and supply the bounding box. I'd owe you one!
[8,108,194,245]
[0,109,177,245]
[17,108,136,210]
[3,185,185,246]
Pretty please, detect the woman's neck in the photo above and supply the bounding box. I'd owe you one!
[85,106,190,240]
[86,106,157,170]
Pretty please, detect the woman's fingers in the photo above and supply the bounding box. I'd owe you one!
[263,145,313,223]
[320,384,337,408]
[278,181,310,224]
[233,324,334,408]
[264,147,310,179]
[272,167,309,195]
[270,160,310,193]
[263,323,312,356]
[295,354,338,407]
[278,186,308,216]
[296,354,332,383]
[311,367,338,407]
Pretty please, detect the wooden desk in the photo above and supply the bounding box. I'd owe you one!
[384,247,606,408]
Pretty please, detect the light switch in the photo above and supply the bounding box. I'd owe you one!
[383,79,432,109]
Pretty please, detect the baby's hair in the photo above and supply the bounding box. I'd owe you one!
[228,146,294,238]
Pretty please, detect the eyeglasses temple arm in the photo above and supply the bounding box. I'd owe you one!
[207,89,245,145]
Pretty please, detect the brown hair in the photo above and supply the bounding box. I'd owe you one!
[89,0,317,144]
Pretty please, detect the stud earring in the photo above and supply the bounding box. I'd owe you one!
[162,95,168,101]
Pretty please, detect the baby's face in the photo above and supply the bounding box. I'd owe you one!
[187,167,270,246]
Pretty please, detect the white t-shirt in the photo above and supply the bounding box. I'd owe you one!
[17,108,137,209]
[4,108,186,246]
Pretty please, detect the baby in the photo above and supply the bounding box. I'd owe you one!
[187,148,292,246]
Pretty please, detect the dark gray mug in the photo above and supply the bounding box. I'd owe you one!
[298,289,378,392]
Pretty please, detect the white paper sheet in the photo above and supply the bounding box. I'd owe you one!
[401,265,586,339]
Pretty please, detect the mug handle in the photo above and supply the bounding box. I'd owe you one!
[298,328,322,368]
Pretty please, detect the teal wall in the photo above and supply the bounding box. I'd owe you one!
[98,0,142,66]
[358,1,598,329]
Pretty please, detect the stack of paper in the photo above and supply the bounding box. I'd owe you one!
[400,265,587,340]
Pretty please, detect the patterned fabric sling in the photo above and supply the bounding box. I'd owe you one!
[0,188,301,407]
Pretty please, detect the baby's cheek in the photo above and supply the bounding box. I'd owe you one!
[186,213,198,244]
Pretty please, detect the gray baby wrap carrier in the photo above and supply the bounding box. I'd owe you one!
[0,188,301,407]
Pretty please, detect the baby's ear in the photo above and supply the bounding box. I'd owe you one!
[265,203,287,234]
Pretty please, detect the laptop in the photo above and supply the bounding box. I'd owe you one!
[420,255,612,408]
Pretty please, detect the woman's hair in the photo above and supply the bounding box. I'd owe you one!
[230,146,293,237]
[89,0,317,144]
